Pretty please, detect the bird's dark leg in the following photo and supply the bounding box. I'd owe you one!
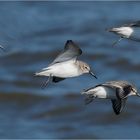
[112,37,123,47]
[41,74,53,89]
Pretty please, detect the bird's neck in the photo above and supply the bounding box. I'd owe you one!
[75,60,86,72]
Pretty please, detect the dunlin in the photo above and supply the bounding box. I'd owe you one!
[107,21,140,46]
[35,40,97,87]
[82,81,140,115]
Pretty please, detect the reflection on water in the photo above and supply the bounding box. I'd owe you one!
[0,1,140,139]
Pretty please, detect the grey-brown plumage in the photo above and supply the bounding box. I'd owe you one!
[123,21,140,27]
[50,40,82,65]
[82,81,140,115]
[35,40,97,88]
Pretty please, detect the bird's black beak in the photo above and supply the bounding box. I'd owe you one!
[89,71,97,79]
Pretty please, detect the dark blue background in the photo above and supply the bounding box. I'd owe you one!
[0,1,140,138]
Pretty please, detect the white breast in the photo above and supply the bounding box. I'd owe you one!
[45,60,81,78]
[89,86,116,99]
[115,27,133,38]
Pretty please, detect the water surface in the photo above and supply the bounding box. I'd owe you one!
[0,1,140,139]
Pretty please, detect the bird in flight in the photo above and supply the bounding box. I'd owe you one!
[35,40,97,87]
[0,45,4,50]
[82,81,140,115]
[107,21,140,46]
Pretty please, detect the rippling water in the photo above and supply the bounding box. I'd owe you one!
[0,1,140,139]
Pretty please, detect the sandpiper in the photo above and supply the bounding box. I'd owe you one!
[0,45,4,50]
[35,40,97,87]
[82,81,140,115]
[107,21,140,46]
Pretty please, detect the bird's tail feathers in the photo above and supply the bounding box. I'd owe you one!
[35,70,50,76]
[85,94,94,105]
[81,89,87,95]
[106,28,117,32]
[81,90,95,105]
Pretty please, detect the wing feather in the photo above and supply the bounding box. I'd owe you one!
[123,21,140,27]
[50,40,82,65]
[111,99,127,115]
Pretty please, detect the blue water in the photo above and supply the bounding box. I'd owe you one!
[0,1,140,139]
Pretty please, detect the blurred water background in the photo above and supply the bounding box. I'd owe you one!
[0,1,140,139]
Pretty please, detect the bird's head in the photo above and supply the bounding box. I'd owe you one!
[79,62,97,79]
[124,85,140,97]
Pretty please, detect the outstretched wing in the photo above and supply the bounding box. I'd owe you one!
[123,21,140,27]
[111,83,128,115]
[101,81,129,89]
[50,40,82,65]
[99,83,118,89]
[52,76,65,83]
[111,99,127,115]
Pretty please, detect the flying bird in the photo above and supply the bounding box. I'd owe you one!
[35,40,97,87]
[107,21,140,46]
[82,81,140,115]
[0,45,4,50]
